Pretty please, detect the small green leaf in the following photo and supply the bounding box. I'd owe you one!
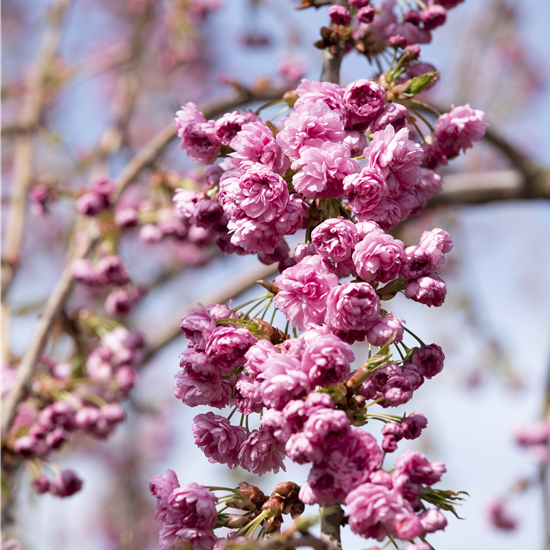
[401,71,439,97]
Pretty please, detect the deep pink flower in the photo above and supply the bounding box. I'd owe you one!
[180,120,222,166]
[236,165,289,222]
[488,499,518,531]
[301,333,354,386]
[364,198,403,230]
[244,339,279,379]
[393,450,446,502]
[353,232,404,283]
[366,313,405,346]
[329,5,351,25]
[282,399,309,432]
[274,193,309,236]
[180,304,217,349]
[303,409,350,444]
[168,483,218,529]
[418,228,453,271]
[343,129,368,157]
[366,125,423,194]
[227,216,280,254]
[291,142,359,199]
[205,326,256,371]
[230,121,288,175]
[175,103,206,134]
[405,273,446,307]
[357,5,375,23]
[72,259,101,286]
[325,282,381,340]
[238,430,286,475]
[174,371,234,409]
[421,5,446,31]
[311,217,359,262]
[50,470,83,498]
[326,428,383,493]
[33,475,50,494]
[273,255,339,331]
[277,101,344,161]
[76,192,109,216]
[383,376,413,406]
[419,508,447,533]
[214,110,260,146]
[96,255,131,286]
[401,246,434,279]
[394,513,422,539]
[349,0,371,7]
[192,413,246,469]
[411,344,445,379]
[285,432,324,464]
[259,354,311,410]
[235,375,264,414]
[343,79,386,123]
[345,483,414,541]
[343,168,387,215]
[371,103,409,133]
[280,337,306,359]
[299,467,344,505]
[260,409,294,443]
[91,175,114,197]
[433,104,489,158]
[257,238,290,266]
[401,413,428,440]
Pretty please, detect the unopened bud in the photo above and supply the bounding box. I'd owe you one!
[273,481,300,499]
[283,90,298,108]
[226,514,253,529]
[263,515,283,534]
[262,496,284,517]
[290,501,306,519]
[250,318,277,341]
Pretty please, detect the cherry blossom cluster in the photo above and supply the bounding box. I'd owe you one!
[146,1,490,549]
[4,326,143,498]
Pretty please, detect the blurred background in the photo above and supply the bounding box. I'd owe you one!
[2,1,550,549]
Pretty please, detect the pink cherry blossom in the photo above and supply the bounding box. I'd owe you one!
[353,231,404,283]
[405,273,447,307]
[311,217,359,262]
[238,430,286,475]
[343,168,388,215]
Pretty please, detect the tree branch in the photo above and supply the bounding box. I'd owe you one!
[319,504,344,550]
[319,1,348,84]
[0,87,289,440]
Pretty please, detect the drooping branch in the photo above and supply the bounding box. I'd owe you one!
[0,87,289,440]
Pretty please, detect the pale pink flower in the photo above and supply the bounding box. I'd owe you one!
[303,409,350,444]
[366,313,405,346]
[345,483,414,540]
[235,375,264,414]
[227,216,280,254]
[328,5,351,25]
[418,228,453,271]
[180,304,217,349]
[230,122,288,175]
[343,129,368,157]
[238,430,286,475]
[291,142,359,199]
[180,121,221,165]
[343,168,388,215]
[419,509,448,533]
[277,101,345,161]
[175,103,206,135]
[261,409,294,443]
[488,499,518,531]
[394,513,422,539]
[205,326,256,370]
[366,125,423,194]
[274,193,309,236]
[214,110,260,146]
[294,79,345,116]
[285,433,324,464]
[364,198,403,230]
[244,339,279,379]
[273,255,339,331]
[433,104,489,158]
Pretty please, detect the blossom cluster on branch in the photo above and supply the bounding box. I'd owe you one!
[147,1,488,548]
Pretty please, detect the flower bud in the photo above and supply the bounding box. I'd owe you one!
[357,6,375,23]
[226,513,254,529]
[50,470,83,498]
[273,481,300,499]
[33,475,50,494]
[262,496,284,517]
[290,501,305,519]
[263,515,283,534]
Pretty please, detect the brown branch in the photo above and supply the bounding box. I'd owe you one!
[144,262,279,360]
[319,1,348,85]
[319,504,344,550]
[1,0,73,297]
[0,87,289,440]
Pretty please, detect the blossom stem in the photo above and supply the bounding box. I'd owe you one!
[233,294,270,312]
[419,536,436,549]
[403,326,426,346]
[389,47,398,73]
[245,414,250,434]
[411,99,442,117]
[269,306,277,326]
[227,405,238,422]
[365,396,386,408]
[411,120,426,143]
[254,98,285,115]
[409,107,435,133]
[243,297,270,320]
[387,535,400,549]
[394,343,405,362]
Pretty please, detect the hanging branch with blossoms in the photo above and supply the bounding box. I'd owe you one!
[148,1,488,550]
